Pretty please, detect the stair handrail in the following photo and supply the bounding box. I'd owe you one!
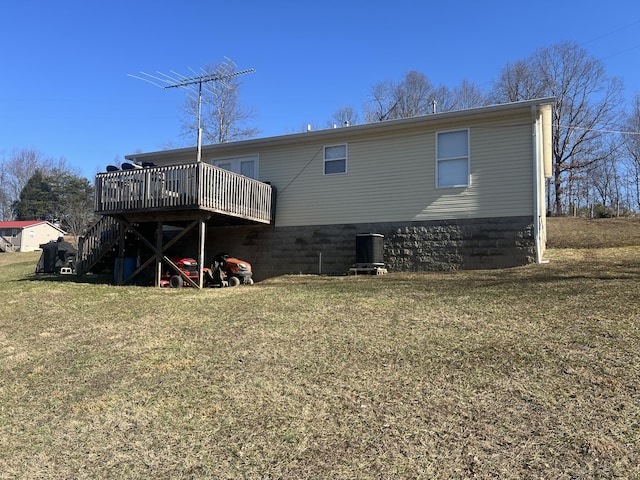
[77,216,119,275]
[0,235,13,252]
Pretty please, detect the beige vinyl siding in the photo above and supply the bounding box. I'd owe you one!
[260,115,534,227]
[129,101,546,228]
[261,132,433,226]
[420,123,533,220]
[17,223,65,252]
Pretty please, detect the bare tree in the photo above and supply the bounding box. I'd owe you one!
[51,170,96,244]
[364,79,399,122]
[364,71,449,122]
[0,171,10,222]
[450,79,489,110]
[394,71,437,118]
[0,149,55,220]
[329,105,360,128]
[492,42,624,215]
[543,43,624,215]
[490,59,546,103]
[180,61,259,145]
[429,85,455,113]
[622,94,640,210]
[585,138,622,215]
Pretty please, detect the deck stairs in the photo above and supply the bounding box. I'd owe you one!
[0,236,14,252]
[76,216,121,275]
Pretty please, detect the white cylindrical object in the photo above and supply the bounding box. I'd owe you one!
[541,105,552,179]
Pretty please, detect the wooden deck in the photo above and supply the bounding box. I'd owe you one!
[79,163,274,283]
[95,162,274,224]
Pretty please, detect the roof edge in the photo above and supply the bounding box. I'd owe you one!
[0,220,66,233]
[126,97,556,161]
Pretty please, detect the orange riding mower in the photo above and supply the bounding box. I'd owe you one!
[160,253,253,288]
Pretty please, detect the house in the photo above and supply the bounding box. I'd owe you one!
[78,98,554,285]
[0,220,67,252]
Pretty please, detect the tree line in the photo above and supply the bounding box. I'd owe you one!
[326,41,639,217]
[192,42,639,217]
[2,40,638,236]
[0,149,95,242]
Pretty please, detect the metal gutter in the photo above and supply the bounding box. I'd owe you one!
[126,97,556,162]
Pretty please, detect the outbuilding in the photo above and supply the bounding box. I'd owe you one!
[0,220,67,252]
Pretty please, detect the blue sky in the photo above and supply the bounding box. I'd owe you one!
[1,0,639,179]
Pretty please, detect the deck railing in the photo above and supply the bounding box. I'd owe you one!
[95,162,273,224]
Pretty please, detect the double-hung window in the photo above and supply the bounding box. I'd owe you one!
[436,129,469,188]
[324,144,347,175]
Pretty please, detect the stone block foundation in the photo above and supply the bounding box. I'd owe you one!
[201,216,536,281]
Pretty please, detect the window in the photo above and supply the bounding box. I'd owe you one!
[436,129,469,188]
[324,144,347,175]
[212,155,258,179]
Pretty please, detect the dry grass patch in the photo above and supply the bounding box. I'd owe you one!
[547,216,640,248]
[1,221,639,478]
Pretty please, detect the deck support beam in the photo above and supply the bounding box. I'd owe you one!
[198,217,206,289]
[112,215,210,288]
[155,221,163,288]
[116,223,126,285]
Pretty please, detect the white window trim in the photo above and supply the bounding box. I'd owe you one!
[436,128,470,188]
[323,144,348,175]
[210,154,259,179]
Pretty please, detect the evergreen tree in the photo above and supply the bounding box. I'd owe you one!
[13,169,95,242]
[13,170,53,220]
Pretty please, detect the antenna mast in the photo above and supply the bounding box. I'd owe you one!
[129,59,255,162]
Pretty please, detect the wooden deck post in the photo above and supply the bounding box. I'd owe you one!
[155,221,163,288]
[115,221,126,286]
[198,217,206,289]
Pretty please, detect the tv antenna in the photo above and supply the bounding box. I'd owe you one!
[129,58,255,162]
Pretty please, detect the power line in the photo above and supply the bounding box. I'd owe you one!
[476,122,640,136]
[556,124,640,136]
[580,18,640,47]
[601,43,640,61]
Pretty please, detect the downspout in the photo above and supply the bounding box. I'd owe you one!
[531,105,545,264]
[531,105,550,263]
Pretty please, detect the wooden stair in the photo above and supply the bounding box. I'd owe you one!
[0,236,14,252]
[76,216,121,275]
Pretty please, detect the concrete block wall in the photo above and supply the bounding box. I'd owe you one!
[204,216,536,281]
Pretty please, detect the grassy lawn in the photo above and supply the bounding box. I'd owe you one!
[1,218,639,479]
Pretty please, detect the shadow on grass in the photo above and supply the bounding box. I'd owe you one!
[23,273,115,285]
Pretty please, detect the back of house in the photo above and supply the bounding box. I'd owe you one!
[120,98,553,279]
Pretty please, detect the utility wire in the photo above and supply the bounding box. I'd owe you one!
[580,19,640,46]
[278,146,324,195]
[555,124,640,136]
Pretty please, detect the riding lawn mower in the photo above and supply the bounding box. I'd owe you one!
[205,253,254,287]
[160,253,253,288]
